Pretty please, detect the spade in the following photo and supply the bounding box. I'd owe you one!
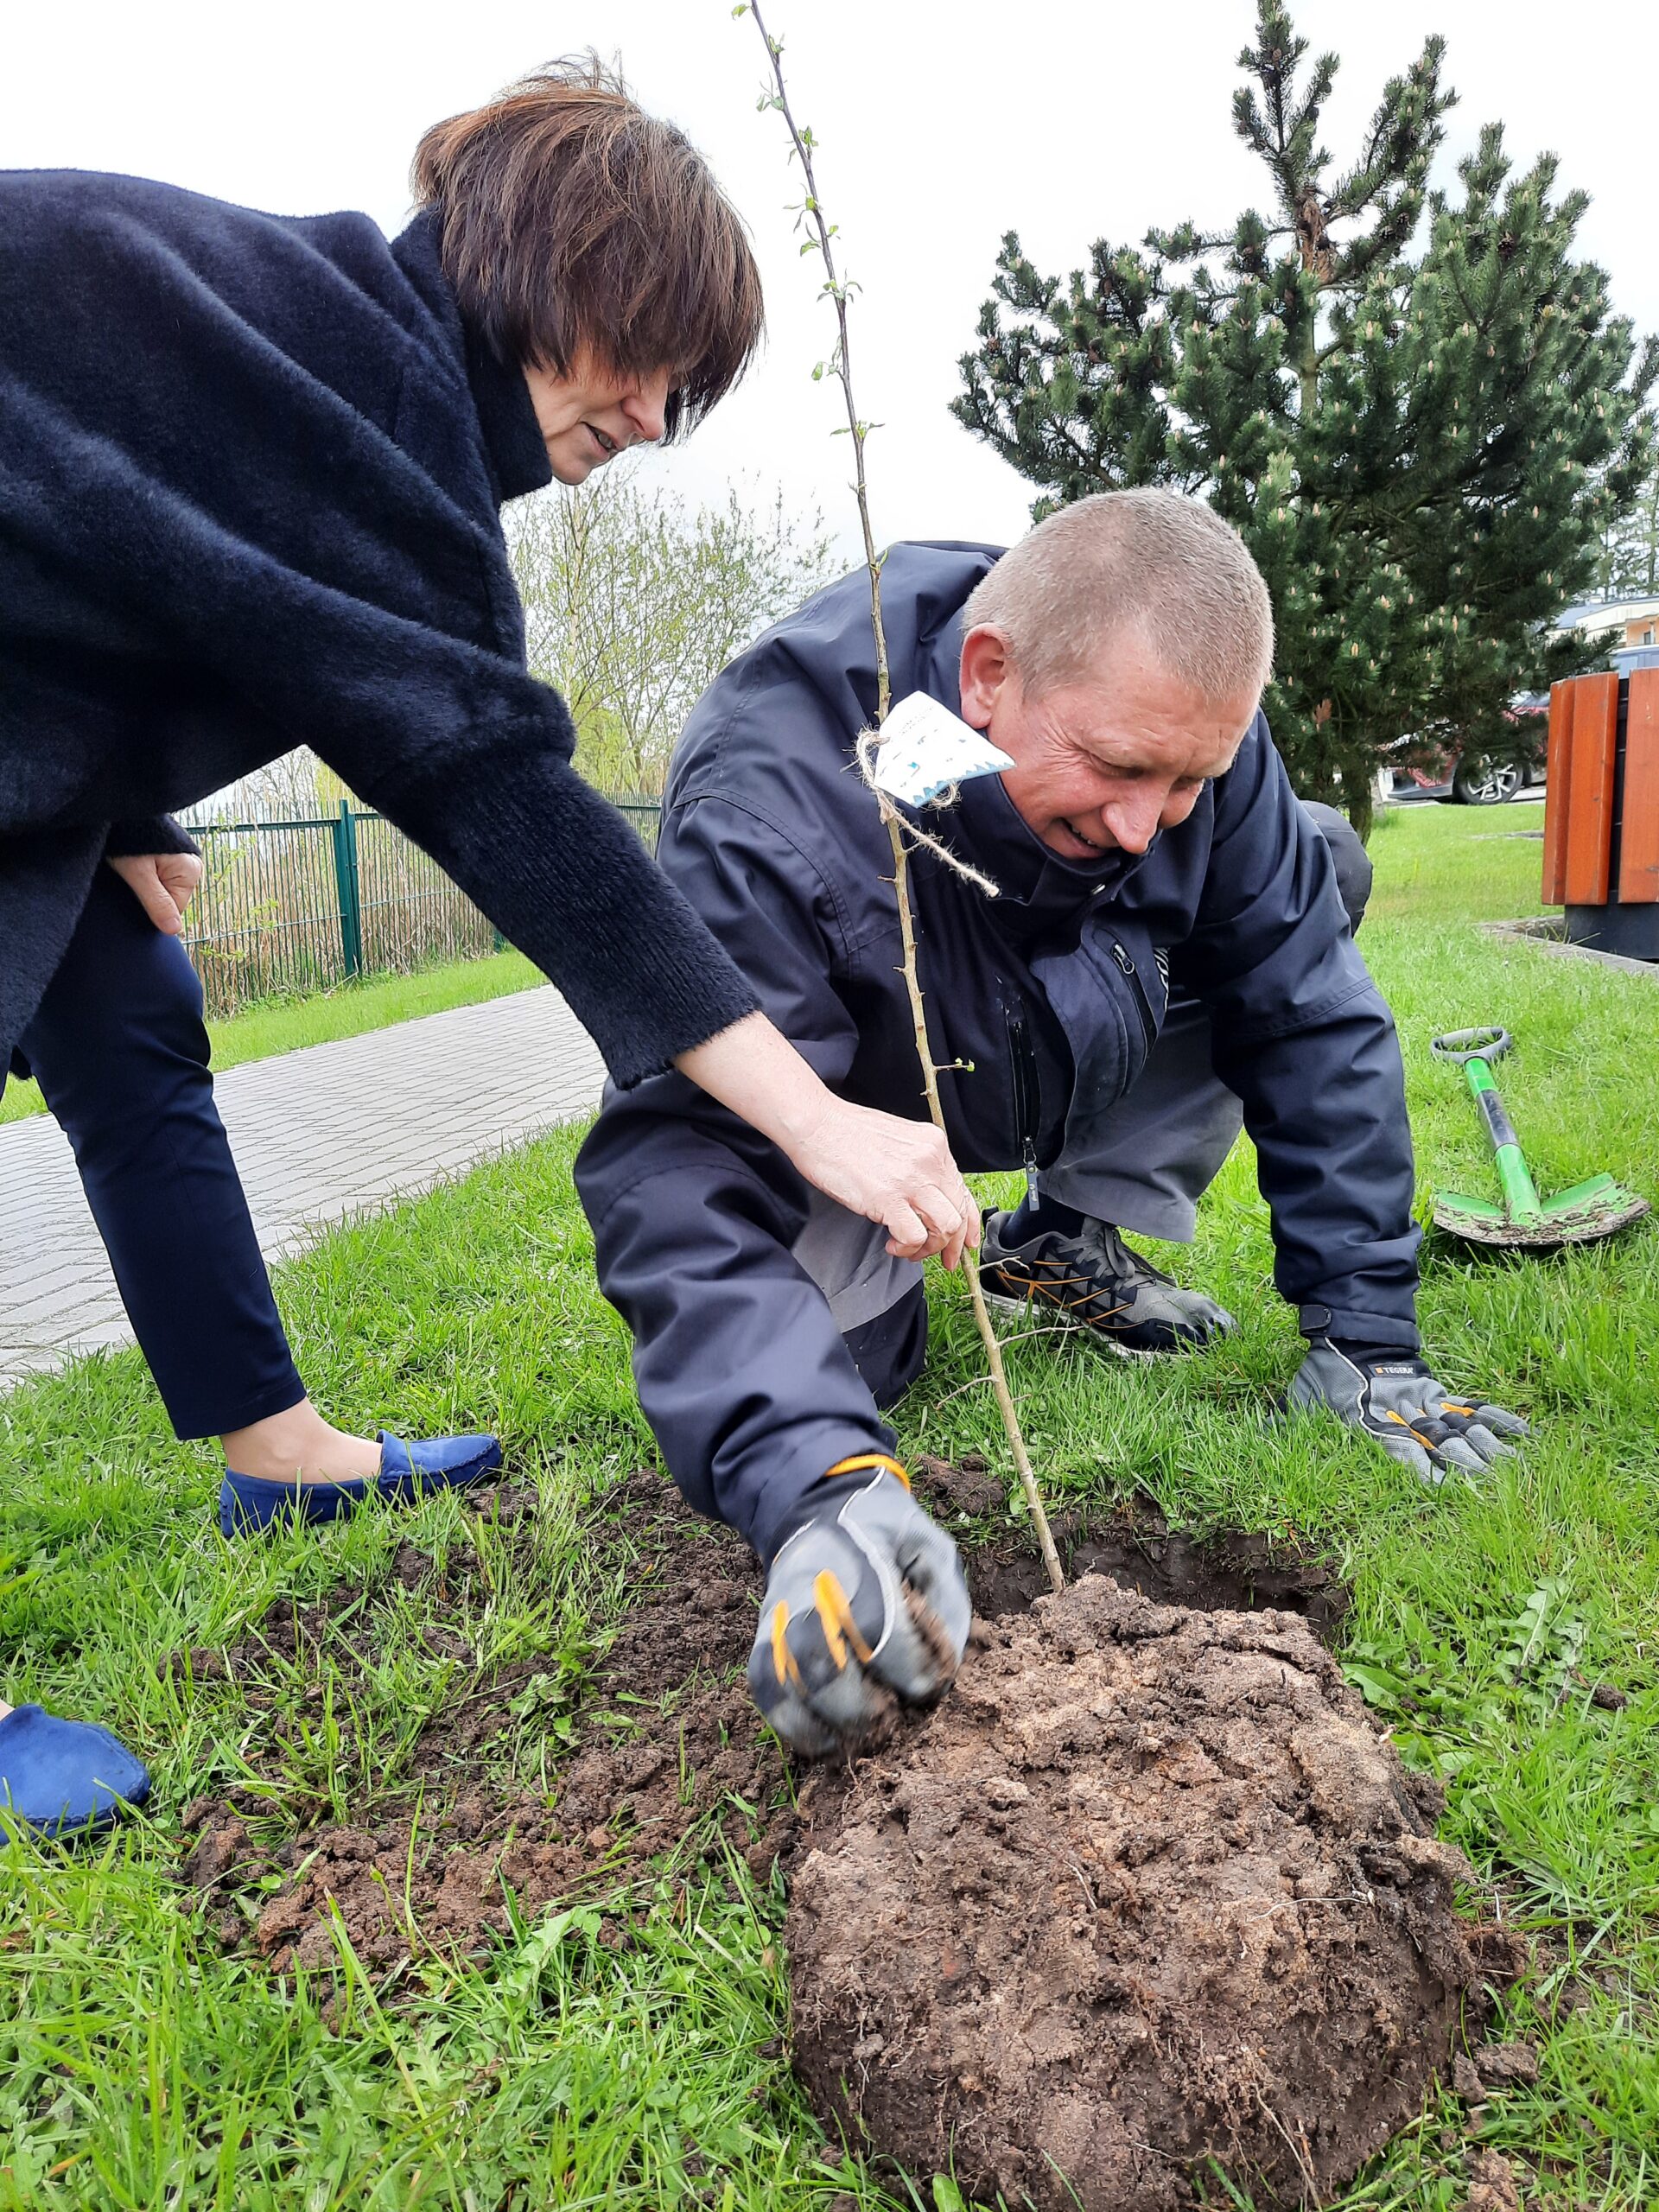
[1430,1027,1649,1249]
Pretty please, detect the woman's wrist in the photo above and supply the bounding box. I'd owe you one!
[675,1009,975,1265]
[674,1010,834,1160]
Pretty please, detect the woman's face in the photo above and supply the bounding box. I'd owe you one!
[522,349,674,484]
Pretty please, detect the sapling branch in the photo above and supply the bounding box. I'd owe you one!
[743,2,1064,1595]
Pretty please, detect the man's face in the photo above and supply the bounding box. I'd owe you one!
[957,625,1259,861]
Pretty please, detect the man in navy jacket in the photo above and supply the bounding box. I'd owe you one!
[576,492,1527,1755]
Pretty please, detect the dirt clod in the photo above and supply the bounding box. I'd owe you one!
[1475,2040,1540,2090]
[1463,2150,1524,2211]
[914,1452,1007,1519]
[788,1573,1491,2212]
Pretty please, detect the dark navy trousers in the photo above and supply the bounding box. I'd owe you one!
[8,870,305,1438]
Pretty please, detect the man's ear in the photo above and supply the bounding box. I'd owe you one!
[957,625,1014,731]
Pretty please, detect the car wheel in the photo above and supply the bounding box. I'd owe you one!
[1452,757,1524,805]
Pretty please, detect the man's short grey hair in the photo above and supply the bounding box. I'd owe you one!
[963,489,1274,702]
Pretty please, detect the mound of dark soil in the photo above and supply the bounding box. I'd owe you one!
[788,1573,1497,2212]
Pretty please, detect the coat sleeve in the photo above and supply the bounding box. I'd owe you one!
[575,789,899,1559]
[1175,720,1421,1348]
[102,817,200,860]
[0,188,755,1087]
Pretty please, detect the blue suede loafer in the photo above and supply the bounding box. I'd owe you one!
[219,1429,502,1536]
[0,1705,152,1842]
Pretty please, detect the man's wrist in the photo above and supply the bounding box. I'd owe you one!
[762,1457,911,1566]
[1323,1338,1429,1373]
[1299,1301,1419,1357]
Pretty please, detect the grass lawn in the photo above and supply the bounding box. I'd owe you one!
[0,949,544,1125]
[3,800,1656,2209]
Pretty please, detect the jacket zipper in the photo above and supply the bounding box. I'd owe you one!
[1005,1001,1041,1199]
[1109,938,1156,1054]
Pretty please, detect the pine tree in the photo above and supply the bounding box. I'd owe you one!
[953,1,1656,832]
[1599,453,1659,600]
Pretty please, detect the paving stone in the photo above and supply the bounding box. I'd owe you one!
[0,987,605,1389]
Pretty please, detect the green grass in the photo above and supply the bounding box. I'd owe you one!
[3,799,1656,2209]
[0,949,543,1124]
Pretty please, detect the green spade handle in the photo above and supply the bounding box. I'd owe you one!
[1432,1029,1543,1219]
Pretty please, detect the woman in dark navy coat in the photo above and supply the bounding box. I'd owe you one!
[0,60,976,1837]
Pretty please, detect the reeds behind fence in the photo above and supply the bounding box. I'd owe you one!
[179,800,661,1017]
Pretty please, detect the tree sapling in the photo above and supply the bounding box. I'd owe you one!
[741,0,1064,1593]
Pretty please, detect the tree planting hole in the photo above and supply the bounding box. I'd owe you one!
[912,1456,1350,1642]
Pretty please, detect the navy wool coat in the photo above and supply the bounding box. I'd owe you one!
[0,172,758,1084]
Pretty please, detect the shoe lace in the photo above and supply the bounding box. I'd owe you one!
[1083,1221,1179,1291]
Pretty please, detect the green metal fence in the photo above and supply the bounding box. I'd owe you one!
[179,798,663,1017]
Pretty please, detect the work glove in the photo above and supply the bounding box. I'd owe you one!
[748,1461,972,1757]
[1287,1338,1529,1486]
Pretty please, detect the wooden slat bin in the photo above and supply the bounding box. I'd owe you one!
[1542,668,1659,960]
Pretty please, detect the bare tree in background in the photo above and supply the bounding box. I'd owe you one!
[508,467,836,795]
[193,747,353,824]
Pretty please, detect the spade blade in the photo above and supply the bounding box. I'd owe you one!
[1433,1178,1649,1250]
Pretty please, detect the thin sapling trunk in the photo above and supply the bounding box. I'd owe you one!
[745,2,1064,1594]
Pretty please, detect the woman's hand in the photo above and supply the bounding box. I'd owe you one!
[775,1089,978,1268]
[107,852,203,934]
[676,1012,979,1268]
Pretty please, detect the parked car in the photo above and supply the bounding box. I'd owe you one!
[1382,698,1548,805]
[1385,753,1533,804]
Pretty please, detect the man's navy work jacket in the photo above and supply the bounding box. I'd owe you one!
[575,543,1421,1562]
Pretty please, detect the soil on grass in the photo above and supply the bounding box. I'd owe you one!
[181,1471,787,1972]
[178,1465,1344,1982]
[789,1574,1505,2212]
[176,1466,1509,2207]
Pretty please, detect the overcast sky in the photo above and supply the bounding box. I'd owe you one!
[6,0,1656,560]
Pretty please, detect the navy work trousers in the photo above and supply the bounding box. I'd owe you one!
[8,870,306,1438]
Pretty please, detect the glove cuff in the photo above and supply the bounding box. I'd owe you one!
[762,1460,912,1567]
[1322,1338,1432,1376]
[1300,1302,1419,1354]
[823,1452,911,1491]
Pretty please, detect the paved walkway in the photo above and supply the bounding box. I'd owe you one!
[0,987,606,1389]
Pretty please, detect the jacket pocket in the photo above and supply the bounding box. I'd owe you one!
[1003,996,1042,1186]
[1107,937,1158,1055]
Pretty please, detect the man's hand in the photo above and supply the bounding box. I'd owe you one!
[1288,1339,1529,1485]
[107,852,203,935]
[749,1465,972,1756]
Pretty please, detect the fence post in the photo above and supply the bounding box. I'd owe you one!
[331,800,364,978]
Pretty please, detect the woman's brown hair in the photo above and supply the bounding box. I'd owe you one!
[412,55,764,439]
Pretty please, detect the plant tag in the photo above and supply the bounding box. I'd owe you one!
[872,691,1014,805]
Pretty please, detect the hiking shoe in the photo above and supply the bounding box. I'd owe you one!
[980,1211,1236,1357]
